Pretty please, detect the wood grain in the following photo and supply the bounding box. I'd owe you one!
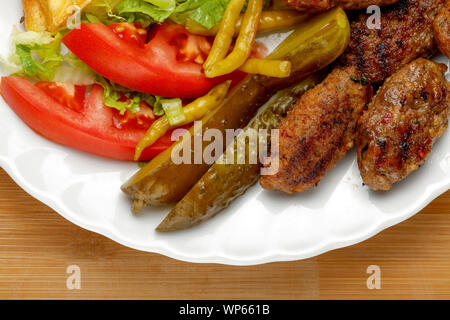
[0,168,449,299]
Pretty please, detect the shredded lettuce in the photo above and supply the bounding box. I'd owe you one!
[185,0,229,29]
[160,98,185,125]
[145,95,165,115]
[10,26,55,47]
[82,0,126,24]
[83,0,173,26]
[1,27,96,84]
[116,0,175,23]
[97,77,137,114]
[0,55,22,74]
[144,0,176,10]
[52,54,97,85]
[16,44,59,80]
[114,0,230,28]
[97,77,165,115]
[7,30,64,81]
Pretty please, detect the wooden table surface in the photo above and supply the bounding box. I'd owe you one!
[0,168,449,300]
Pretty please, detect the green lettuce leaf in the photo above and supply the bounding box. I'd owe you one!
[144,0,176,10]
[15,44,55,80]
[13,33,64,81]
[82,0,126,24]
[143,95,165,115]
[114,0,230,28]
[97,77,136,114]
[10,26,55,47]
[1,28,96,84]
[115,0,174,23]
[186,0,229,29]
[96,77,165,115]
[160,98,185,125]
[52,54,97,85]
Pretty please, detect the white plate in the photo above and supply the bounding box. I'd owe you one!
[1,2,449,266]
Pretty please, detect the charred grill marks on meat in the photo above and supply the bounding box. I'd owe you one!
[340,0,444,83]
[356,58,449,190]
[285,0,399,12]
[260,66,373,193]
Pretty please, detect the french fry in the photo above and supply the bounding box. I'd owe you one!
[22,0,48,32]
[39,0,91,31]
[22,0,92,32]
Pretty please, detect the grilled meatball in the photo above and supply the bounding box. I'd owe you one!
[433,0,450,57]
[260,66,373,193]
[356,58,449,191]
[285,0,398,11]
[340,0,399,9]
[284,0,336,11]
[340,0,444,83]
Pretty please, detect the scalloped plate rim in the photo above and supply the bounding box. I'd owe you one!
[1,155,448,266]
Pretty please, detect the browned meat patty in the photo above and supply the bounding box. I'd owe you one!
[341,0,399,9]
[260,66,373,193]
[356,58,449,191]
[285,0,397,11]
[340,0,444,83]
[433,0,450,57]
[285,0,336,11]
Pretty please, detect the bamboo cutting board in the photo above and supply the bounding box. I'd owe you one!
[0,168,449,299]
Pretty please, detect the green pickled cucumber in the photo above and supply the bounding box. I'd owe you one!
[157,75,322,231]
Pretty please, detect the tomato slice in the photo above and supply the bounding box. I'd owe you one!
[112,101,156,130]
[63,22,243,98]
[35,81,86,112]
[0,76,176,161]
[108,22,148,47]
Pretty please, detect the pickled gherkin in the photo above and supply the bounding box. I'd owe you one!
[157,75,322,231]
[121,7,350,211]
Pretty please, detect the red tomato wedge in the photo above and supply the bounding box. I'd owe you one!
[62,22,240,98]
[0,76,177,161]
[35,81,86,112]
[108,22,148,47]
